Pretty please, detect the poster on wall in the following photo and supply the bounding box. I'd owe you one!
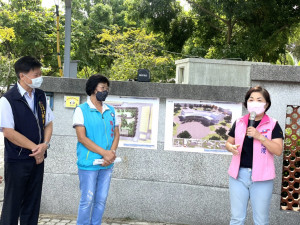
[64,96,80,108]
[164,99,243,154]
[106,95,159,149]
[45,92,54,110]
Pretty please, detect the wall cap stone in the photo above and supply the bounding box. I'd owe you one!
[251,64,300,83]
[175,58,270,66]
[41,77,248,102]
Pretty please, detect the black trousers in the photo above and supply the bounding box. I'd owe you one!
[0,160,44,225]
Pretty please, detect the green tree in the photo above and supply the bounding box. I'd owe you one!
[121,117,128,127]
[215,127,228,140]
[224,115,232,123]
[0,26,15,43]
[10,0,42,11]
[125,0,194,52]
[0,1,59,76]
[174,107,181,113]
[107,0,128,27]
[284,25,300,65]
[70,0,114,78]
[185,0,300,62]
[70,0,134,78]
[0,56,16,95]
[209,135,220,140]
[95,26,175,81]
[177,130,192,138]
[0,25,16,93]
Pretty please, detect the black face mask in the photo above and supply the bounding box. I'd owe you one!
[96,91,108,102]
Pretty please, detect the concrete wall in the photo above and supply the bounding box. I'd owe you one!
[251,65,300,131]
[175,58,270,87]
[39,66,300,225]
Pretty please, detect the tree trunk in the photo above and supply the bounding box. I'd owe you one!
[227,19,233,45]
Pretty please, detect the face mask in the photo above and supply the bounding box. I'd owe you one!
[96,91,108,102]
[247,101,266,115]
[25,75,43,88]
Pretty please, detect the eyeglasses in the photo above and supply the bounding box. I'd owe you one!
[98,86,109,91]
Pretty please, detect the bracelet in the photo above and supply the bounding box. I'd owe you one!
[259,136,266,142]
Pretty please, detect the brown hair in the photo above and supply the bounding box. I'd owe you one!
[243,85,271,112]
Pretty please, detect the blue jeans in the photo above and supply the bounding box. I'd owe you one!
[229,168,273,225]
[77,168,113,225]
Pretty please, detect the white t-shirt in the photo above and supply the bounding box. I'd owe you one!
[73,98,119,127]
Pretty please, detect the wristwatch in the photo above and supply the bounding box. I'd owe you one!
[44,141,50,149]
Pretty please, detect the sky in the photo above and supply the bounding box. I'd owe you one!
[42,0,62,8]
[42,0,190,11]
[2,0,63,8]
[3,0,190,11]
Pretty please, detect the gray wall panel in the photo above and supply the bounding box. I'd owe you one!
[38,65,300,224]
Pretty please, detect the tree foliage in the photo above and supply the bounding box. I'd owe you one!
[70,0,114,77]
[0,0,59,75]
[0,56,16,95]
[95,26,175,81]
[0,0,299,88]
[285,25,300,65]
[0,13,17,93]
[177,130,192,138]
[125,0,194,52]
[215,127,228,140]
[128,0,300,63]
[184,0,300,62]
[0,26,15,43]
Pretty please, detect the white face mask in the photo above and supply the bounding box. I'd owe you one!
[25,75,43,88]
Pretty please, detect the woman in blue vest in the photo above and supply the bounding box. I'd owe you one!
[73,74,120,225]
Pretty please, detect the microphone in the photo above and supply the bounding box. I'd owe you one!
[248,111,256,138]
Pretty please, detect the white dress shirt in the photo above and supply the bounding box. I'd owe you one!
[0,82,54,132]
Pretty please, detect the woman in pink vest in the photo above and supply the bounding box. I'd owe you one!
[225,86,283,225]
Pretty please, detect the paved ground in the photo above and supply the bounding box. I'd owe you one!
[38,214,177,225]
[0,133,179,225]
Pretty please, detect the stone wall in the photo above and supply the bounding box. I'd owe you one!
[38,64,300,225]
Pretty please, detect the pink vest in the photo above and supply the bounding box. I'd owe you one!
[228,114,277,182]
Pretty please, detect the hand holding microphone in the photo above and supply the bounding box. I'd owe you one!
[247,111,256,138]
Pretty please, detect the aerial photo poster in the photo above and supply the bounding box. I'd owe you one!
[164,99,242,154]
[106,96,159,149]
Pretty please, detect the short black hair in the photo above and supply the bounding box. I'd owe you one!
[85,74,110,96]
[244,85,271,112]
[14,56,42,79]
